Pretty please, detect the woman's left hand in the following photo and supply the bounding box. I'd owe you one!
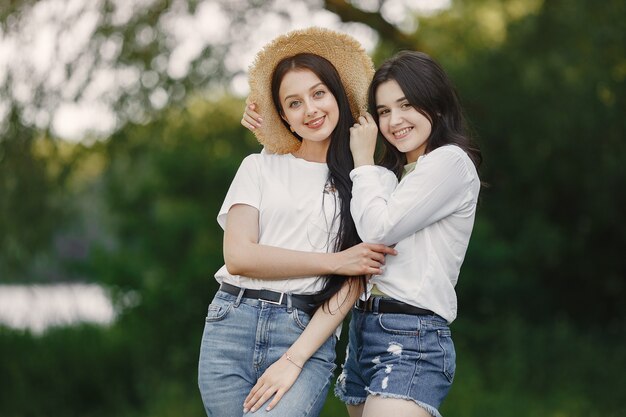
[242,101,263,131]
[243,353,303,413]
[350,112,378,167]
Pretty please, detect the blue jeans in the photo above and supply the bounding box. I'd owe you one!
[198,290,336,417]
[335,307,455,417]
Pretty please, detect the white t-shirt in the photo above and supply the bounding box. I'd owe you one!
[350,145,480,323]
[215,152,340,294]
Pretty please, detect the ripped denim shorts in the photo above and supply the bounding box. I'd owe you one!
[334,305,455,417]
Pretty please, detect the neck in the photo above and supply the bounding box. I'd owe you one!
[293,138,330,163]
[405,143,427,163]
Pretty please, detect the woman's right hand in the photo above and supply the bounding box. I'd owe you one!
[241,101,263,131]
[332,243,397,276]
[349,112,378,167]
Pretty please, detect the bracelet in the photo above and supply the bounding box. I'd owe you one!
[285,353,303,369]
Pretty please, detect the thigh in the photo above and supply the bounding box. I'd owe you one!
[363,396,432,417]
[244,308,337,417]
[347,404,364,417]
[198,292,257,417]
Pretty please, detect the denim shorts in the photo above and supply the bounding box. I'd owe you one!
[198,290,336,417]
[334,307,455,417]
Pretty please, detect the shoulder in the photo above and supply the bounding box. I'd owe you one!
[416,146,480,197]
[423,145,477,175]
[237,153,261,171]
[240,151,287,167]
[424,144,469,162]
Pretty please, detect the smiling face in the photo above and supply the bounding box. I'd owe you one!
[278,69,339,145]
[375,79,432,163]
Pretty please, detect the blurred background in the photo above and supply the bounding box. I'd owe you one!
[1,0,625,416]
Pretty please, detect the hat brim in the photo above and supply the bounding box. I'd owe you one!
[248,27,375,154]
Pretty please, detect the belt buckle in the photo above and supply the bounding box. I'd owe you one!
[258,289,284,305]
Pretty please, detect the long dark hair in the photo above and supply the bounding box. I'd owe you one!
[368,51,482,178]
[271,53,363,302]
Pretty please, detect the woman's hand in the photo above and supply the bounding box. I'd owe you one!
[243,353,302,413]
[241,101,263,131]
[333,242,397,276]
[349,112,378,167]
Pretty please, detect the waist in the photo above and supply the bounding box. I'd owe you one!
[370,283,387,296]
[355,296,435,316]
[219,283,322,315]
[215,266,325,294]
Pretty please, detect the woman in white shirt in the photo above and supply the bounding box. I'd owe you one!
[243,51,481,417]
[198,28,396,417]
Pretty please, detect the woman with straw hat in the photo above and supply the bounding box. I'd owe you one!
[197,27,396,417]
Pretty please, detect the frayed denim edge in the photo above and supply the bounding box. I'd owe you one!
[365,389,443,417]
[333,385,366,406]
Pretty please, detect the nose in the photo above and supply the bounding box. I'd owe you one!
[389,109,403,126]
[304,99,318,117]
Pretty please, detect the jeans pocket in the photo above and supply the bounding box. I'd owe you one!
[205,301,232,323]
[436,328,456,382]
[291,308,311,331]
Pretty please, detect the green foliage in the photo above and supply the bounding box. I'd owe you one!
[444,0,626,327]
[0,325,141,417]
[82,96,259,415]
[0,108,74,280]
[440,317,626,417]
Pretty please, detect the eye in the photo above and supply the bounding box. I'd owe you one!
[288,100,301,108]
[377,108,390,116]
[313,90,325,98]
[401,102,412,110]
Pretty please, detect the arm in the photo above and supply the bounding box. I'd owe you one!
[224,204,396,279]
[243,278,364,412]
[350,149,475,245]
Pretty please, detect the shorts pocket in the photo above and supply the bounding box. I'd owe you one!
[437,328,456,382]
[378,313,419,336]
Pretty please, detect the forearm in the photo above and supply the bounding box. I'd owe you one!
[287,279,362,365]
[224,241,338,279]
[224,205,395,279]
[242,278,369,413]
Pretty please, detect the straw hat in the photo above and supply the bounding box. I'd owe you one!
[248,27,375,154]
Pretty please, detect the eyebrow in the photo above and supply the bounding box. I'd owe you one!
[376,96,408,109]
[283,82,326,103]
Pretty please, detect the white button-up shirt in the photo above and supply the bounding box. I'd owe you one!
[350,145,480,323]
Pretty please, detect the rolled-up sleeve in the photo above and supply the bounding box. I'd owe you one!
[350,147,475,245]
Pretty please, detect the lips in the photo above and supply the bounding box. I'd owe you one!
[392,126,413,139]
[305,116,325,129]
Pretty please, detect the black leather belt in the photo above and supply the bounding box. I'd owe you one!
[219,283,321,315]
[355,297,435,316]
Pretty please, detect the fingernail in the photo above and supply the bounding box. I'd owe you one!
[257,118,263,123]
[243,408,248,413]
